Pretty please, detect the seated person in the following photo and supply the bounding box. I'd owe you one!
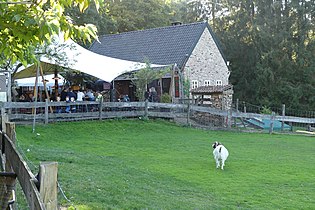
[85,89,95,101]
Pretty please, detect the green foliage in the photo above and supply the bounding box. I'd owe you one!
[65,3,117,46]
[15,120,315,209]
[183,77,191,98]
[213,0,315,110]
[260,106,272,115]
[0,0,102,66]
[160,93,172,103]
[105,0,173,33]
[131,62,171,101]
[67,0,200,35]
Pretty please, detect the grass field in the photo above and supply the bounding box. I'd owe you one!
[15,119,315,209]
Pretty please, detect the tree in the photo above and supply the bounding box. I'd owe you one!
[105,0,174,32]
[65,3,117,46]
[213,0,315,110]
[131,62,170,101]
[0,0,102,67]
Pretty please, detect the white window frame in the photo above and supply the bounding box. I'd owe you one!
[204,80,211,86]
[216,80,222,86]
[192,80,198,89]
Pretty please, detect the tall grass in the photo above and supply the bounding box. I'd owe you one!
[15,119,315,209]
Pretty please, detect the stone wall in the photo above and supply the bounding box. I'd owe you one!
[194,89,234,110]
[221,89,234,110]
[209,89,233,110]
[184,28,230,88]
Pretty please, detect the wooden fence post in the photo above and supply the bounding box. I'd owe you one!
[5,122,17,210]
[39,162,58,210]
[243,101,246,113]
[227,109,232,129]
[234,99,239,127]
[269,112,275,134]
[45,99,49,124]
[1,106,8,132]
[0,133,4,171]
[145,100,148,119]
[5,122,16,144]
[99,98,103,121]
[5,122,16,172]
[186,102,190,126]
[281,104,285,131]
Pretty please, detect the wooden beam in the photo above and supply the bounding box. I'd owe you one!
[39,64,53,113]
[5,122,15,172]
[39,162,58,210]
[269,112,275,134]
[4,133,45,209]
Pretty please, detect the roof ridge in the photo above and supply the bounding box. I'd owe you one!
[98,21,207,38]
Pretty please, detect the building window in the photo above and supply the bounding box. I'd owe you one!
[216,80,222,86]
[192,80,198,89]
[204,80,211,86]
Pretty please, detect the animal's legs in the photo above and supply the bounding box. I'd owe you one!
[221,160,225,170]
[215,159,220,169]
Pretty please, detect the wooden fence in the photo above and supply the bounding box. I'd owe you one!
[1,100,314,132]
[0,121,58,210]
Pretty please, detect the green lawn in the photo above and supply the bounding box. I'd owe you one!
[15,119,315,209]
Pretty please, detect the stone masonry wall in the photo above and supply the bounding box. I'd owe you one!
[184,28,230,88]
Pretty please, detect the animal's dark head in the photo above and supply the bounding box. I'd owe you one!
[212,141,221,149]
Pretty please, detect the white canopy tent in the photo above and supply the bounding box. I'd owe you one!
[11,36,169,133]
[15,74,64,87]
[14,36,167,82]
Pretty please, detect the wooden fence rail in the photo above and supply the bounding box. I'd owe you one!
[191,105,315,124]
[0,122,58,210]
[1,101,315,131]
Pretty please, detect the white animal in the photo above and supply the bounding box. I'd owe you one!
[212,141,229,170]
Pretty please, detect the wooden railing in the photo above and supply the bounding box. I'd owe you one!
[1,100,315,132]
[0,122,58,210]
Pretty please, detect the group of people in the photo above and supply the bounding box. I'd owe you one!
[59,87,103,102]
[56,87,104,113]
[18,92,35,102]
[118,94,130,102]
[145,87,158,102]
[17,87,102,103]
[17,86,160,111]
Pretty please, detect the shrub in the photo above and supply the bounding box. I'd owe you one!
[260,106,272,114]
[160,93,172,103]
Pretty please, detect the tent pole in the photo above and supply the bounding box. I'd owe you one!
[112,79,115,102]
[32,65,40,133]
[6,71,12,115]
[54,68,58,98]
[7,71,12,103]
[159,78,162,97]
[39,64,53,113]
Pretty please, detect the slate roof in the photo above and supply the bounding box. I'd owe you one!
[191,84,233,94]
[89,21,223,68]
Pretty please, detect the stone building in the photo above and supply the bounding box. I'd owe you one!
[89,21,232,107]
